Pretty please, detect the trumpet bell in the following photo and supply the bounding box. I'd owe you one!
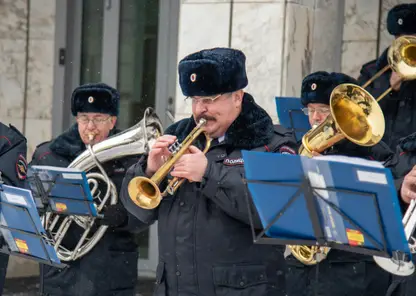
[330,83,385,147]
[128,176,161,210]
[373,256,415,276]
[388,35,416,80]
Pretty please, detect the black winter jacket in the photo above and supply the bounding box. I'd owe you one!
[120,93,298,296]
[0,122,28,187]
[358,47,416,150]
[0,122,28,294]
[29,124,146,296]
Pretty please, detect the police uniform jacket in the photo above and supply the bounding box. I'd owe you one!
[29,124,145,296]
[0,122,27,294]
[358,47,416,149]
[0,122,28,187]
[120,93,298,296]
[285,138,395,296]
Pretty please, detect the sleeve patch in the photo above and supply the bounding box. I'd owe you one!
[279,146,296,155]
[16,154,27,180]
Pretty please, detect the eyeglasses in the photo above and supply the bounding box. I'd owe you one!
[76,116,111,125]
[301,107,330,116]
[184,94,223,105]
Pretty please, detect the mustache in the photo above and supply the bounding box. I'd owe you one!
[195,115,216,123]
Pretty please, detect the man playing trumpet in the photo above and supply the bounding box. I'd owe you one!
[358,3,416,150]
[120,47,298,296]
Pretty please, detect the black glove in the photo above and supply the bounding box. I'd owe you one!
[97,203,128,228]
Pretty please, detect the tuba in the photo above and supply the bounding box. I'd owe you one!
[127,118,212,210]
[289,35,416,266]
[43,108,163,261]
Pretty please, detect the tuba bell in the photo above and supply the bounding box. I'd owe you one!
[128,118,212,210]
[42,107,163,261]
[289,35,416,266]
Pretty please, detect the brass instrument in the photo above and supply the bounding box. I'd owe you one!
[373,200,416,276]
[289,35,416,266]
[41,108,163,261]
[128,118,212,210]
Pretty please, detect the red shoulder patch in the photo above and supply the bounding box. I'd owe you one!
[279,146,296,155]
[16,154,27,180]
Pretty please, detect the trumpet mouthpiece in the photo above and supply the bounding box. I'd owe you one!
[88,134,95,142]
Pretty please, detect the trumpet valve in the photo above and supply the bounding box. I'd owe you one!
[168,140,181,154]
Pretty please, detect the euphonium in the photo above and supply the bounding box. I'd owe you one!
[42,108,163,261]
[289,35,416,266]
[128,118,212,210]
[290,84,385,265]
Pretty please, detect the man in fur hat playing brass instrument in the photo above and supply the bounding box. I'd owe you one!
[120,47,298,296]
[358,3,416,150]
[284,71,396,296]
[29,83,146,296]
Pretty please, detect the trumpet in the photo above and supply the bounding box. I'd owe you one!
[289,35,416,266]
[128,118,212,210]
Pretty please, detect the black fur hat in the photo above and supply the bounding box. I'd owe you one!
[301,71,357,106]
[178,47,248,97]
[387,4,416,36]
[71,83,120,116]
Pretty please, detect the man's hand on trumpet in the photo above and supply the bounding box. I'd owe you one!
[400,164,416,203]
[171,145,208,182]
[145,135,177,177]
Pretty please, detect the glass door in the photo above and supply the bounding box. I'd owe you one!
[77,0,169,278]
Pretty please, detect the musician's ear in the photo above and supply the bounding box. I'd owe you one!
[110,116,117,129]
[233,90,244,105]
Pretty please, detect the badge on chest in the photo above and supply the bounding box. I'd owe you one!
[223,158,244,166]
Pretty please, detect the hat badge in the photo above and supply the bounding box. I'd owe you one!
[311,83,317,90]
[190,73,197,83]
[398,18,403,25]
[88,96,94,103]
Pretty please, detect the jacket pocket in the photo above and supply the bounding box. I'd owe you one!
[153,261,166,295]
[212,264,268,296]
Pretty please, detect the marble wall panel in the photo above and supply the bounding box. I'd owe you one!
[231,2,285,121]
[310,0,344,73]
[342,40,378,78]
[0,0,27,39]
[281,3,314,98]
[0,39,26,120]
[343,0,380,42]
[174,2,231,118]
[26,39,54,120]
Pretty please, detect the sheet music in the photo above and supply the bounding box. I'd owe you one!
[313,155,384,168]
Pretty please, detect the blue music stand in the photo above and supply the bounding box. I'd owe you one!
[27,165,99,217]
[0,183,65,268]
[241,151,411,263]
[275,97,310,141]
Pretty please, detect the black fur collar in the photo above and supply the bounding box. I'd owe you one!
[165,92,274,150]
[50,123,119,159]
[399,132,416,152]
